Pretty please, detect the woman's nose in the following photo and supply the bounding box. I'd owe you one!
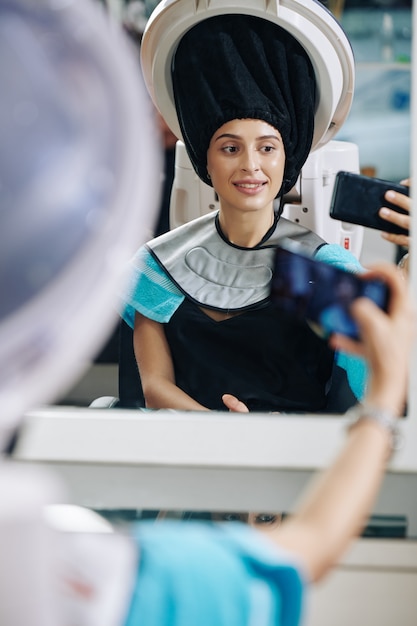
[240,149,260,172]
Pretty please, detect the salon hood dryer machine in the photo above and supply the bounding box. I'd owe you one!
[141,0,364,258]
[0,3,161,621]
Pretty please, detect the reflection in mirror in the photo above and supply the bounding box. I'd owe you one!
[120,7,362,417]
[93,508,283,533]
[75,4,411,413]
[93,0,415,535]
[93,506,408,539]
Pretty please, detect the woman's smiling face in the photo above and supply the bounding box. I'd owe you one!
[206,118,286,215]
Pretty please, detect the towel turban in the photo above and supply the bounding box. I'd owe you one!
[171,13,317,195]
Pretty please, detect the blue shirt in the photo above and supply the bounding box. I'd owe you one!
[125,521,306,626]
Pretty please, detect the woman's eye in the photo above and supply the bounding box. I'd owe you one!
[255,513,274,523]
[260,145,275,153]
[222,145,238,154]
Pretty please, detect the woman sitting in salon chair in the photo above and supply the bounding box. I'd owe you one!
[120,15,366,415]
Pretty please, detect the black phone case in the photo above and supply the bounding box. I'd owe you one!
[329,171,409,236]
[270,243,390,340]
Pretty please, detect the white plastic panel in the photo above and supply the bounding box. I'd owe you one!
[0,0,162,447]
[13,406,417,536]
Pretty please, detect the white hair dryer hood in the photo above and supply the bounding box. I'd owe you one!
[0,0,161,449]
[141,0,355,152]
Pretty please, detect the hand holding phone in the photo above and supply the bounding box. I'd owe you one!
[330,171,409,236]
[270,242,391,340]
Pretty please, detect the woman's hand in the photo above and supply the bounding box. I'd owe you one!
[329,263,416,415]
[272,262,415,582]
[379,178,411,249]
[222,394,249,412]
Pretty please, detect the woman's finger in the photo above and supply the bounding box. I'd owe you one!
[222,393,250,413]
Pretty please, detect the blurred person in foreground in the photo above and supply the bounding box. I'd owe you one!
[61,262,415,626]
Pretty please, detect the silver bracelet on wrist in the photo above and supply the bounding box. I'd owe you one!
[345,403,402,454]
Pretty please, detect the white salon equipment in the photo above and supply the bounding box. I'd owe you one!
[0,0,161,623]
[0,1,160,436]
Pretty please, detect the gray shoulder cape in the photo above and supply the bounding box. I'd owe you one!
[147,211,325,311]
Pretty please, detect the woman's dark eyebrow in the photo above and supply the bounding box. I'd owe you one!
[214,133,240,142]
[214,133,281,142]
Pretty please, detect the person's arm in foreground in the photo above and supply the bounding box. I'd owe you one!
[134,312,210,411]
[267,263,415,582]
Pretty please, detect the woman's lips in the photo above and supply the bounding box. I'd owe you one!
[233,181,267,194]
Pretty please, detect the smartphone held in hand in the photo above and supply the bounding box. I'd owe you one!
[329,171,409,235]
[270,242,390,340]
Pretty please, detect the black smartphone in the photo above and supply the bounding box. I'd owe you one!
[329,171,409,236]
[270,242,390,340]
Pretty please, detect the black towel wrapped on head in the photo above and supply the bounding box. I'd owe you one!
[171,14,317,195]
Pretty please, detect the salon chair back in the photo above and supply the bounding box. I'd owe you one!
[118,318,145,408]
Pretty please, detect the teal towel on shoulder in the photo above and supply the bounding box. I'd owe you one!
[125,521,305,626]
